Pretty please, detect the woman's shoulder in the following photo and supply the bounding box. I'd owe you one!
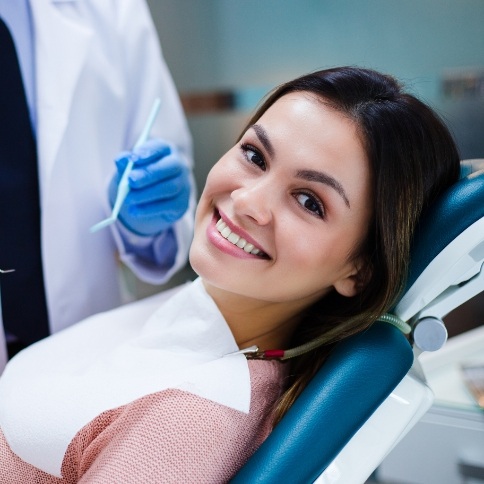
[246,359,288,410]
[247,359,288,387]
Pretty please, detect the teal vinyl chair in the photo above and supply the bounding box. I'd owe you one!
[232,160,484,484]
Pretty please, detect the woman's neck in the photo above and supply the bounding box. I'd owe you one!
[202,280,307,351]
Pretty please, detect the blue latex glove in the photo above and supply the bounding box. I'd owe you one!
[109,139,191,236]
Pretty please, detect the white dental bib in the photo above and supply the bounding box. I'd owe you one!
[0,278,250,477]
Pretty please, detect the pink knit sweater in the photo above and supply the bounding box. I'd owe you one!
[0,359,286,483]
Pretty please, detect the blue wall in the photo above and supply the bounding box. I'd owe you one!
[148,0,484,192]
[151,0,484,102]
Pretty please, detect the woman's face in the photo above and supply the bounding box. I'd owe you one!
[190,92,372,311]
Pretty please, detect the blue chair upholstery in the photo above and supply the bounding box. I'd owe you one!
[406,164,484,291]
[232,163,484,484]
[232,323,412,483]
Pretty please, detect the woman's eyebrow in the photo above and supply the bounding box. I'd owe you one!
[250,124,275,157]
[296,169,350,208]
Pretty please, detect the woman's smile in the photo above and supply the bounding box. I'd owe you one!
[207,210,270,259]
[206,209,270,259]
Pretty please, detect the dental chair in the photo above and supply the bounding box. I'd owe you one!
[232,160,484,484]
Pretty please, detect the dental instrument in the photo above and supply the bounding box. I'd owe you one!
[90,98,161,233]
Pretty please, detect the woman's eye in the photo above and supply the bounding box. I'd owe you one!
[295,193,324,218]
[241,144,266,170]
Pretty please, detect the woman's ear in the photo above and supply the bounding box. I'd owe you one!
[333,258,372,297]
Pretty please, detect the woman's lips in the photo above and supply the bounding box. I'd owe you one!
[206,210,270,260]
[215,218,264,255]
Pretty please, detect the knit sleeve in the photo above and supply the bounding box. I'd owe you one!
[67,360,286,484]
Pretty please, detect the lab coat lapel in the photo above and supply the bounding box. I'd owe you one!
[30,0,90,198]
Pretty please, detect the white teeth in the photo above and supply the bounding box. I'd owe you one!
[227,233,240,244]
[215,218,262,256]
[243,243,254,253]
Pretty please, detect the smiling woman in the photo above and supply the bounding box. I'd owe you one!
[190,91,373,352]
[0,67,460,483]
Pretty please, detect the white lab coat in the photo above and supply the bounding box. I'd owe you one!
[0,0,195,371]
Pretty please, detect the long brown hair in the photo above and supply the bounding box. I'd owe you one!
[240,67,460,423]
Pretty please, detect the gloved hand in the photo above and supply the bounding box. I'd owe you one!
[109,139,191,236]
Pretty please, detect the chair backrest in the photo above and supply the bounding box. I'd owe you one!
[232,323,412,483]
[232,162,484,484]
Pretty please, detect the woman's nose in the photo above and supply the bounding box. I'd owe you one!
[231,181,274,225]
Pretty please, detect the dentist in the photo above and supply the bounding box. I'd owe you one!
[0,0,195,369]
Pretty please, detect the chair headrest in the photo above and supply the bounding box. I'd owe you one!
[405,162,484,292]
[394,160,484,322]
